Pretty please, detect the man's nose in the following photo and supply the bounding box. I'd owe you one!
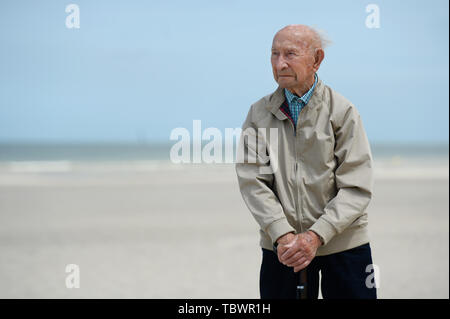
[275,56,289,70]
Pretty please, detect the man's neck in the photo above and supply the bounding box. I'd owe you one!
[287,74,315,97]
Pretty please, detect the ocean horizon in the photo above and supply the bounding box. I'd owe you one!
[0,141,448,162]
[0,141,447,179]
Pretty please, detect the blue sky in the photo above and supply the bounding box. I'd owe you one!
[0,0,448,144]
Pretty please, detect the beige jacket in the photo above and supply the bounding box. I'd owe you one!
[235,76,374,256]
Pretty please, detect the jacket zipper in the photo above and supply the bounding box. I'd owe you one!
[286,115,302,233]
[294,161,301,232]
[294,106,308,233]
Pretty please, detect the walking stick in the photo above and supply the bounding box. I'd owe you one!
[296,268,307,299]
[274,240,308,299]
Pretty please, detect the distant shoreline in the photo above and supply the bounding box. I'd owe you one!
[0,142,448,162]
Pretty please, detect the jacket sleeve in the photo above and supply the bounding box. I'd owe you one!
[235,105,295,244]
[309,105,374,246]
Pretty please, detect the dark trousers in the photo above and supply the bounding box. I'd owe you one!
[260,243,377,299]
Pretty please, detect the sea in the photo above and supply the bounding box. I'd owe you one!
[0,142,448,176]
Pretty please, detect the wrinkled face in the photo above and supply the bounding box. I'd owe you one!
[271,30,316,90]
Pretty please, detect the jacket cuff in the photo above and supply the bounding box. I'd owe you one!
[309,218,337,246]
[266,218,296,244]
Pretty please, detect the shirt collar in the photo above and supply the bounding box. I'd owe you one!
[284,73,318,105]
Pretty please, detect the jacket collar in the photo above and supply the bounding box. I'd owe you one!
[285,73,318,106]
[266,76,325,121]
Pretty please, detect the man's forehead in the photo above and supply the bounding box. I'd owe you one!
[272,26,314,48]
[271,36,309,50]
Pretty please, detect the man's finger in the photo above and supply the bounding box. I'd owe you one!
[277,244,290,255]
[287,255,306,267]
[276,244,290,261]
[294,259,310,273]
[281,246,298,261]
[284,252,305,266]
[280,248,294,261]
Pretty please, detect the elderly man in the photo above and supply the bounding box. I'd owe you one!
[235,25,377,299]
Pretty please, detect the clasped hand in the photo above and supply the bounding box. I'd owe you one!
[276,231,321,272]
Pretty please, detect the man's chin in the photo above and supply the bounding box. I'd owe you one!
[276,78,295,89]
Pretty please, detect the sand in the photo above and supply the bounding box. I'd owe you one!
[0,159,448,298]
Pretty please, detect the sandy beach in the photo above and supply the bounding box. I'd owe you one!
[0,158,448,298]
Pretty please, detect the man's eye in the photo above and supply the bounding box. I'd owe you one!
[272,52,279,56]
[287,52,296,56]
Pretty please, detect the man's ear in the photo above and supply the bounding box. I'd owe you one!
[313,48,325,71]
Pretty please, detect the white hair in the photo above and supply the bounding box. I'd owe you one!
[309,25,333,51]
